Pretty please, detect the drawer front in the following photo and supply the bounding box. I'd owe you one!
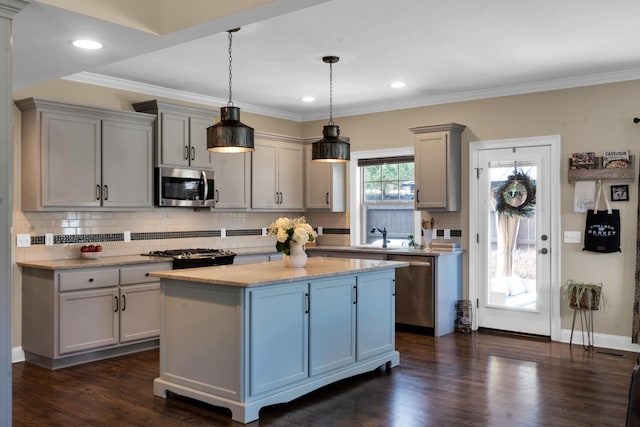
[120,262,172,285]
[58,268,119,292]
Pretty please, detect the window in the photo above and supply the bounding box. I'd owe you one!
[358,156,415,245]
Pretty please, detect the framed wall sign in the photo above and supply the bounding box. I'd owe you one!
[611,184,629,201]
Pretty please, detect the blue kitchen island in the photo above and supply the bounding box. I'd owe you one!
[150,256,408,423]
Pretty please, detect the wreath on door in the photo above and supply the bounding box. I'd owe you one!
[494,169,536,218]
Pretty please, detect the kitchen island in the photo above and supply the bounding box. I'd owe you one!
[150,256,408,423]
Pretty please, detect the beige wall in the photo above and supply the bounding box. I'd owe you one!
[12,78,640,348]
[303,81,640,338]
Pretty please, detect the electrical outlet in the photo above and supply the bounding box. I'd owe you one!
[317,226,323,235]
[45,233,54,246]
[16,234,31,247]
[220,228,226,238]
[262,227,267,236]
[123,231,131,243]
[564,231,581,244]
[444,229,451,239]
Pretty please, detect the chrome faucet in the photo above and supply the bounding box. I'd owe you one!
[370,227,388,248]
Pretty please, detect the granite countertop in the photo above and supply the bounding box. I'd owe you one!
[150,256,408,288]
[16,255,171,270]
[306,245,464,257]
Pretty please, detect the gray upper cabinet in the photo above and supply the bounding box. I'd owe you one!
[16,98,155,211]
[304,145,346,212]
[211,151,251,209]
[132,100,215,169]
[410,123,465,211]
[251,134,304,210]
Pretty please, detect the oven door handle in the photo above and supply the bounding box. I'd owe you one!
[201,170,208,206]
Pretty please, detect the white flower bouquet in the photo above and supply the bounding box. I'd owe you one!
[267,216,317,255]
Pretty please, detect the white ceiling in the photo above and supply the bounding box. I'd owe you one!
[13,0,640,122]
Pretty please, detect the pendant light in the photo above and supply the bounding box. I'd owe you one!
[207,28,254,153]
[312,56,350,162]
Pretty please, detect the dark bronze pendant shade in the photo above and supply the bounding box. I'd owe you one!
[207,106,254,153]
[312,56,350,162]
[312,124,350,162]
[207,28,255,153]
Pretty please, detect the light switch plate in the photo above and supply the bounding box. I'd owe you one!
[220,228,226,238]
[444,229,451,239]
[45,233,54,246]
[564,231,581,244]
[16,234,31,247]
[123,231,131,243]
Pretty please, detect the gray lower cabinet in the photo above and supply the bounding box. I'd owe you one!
[16,98,155,211]
[22,262,171,369]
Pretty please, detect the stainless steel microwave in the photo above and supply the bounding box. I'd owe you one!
[155,167,215,208]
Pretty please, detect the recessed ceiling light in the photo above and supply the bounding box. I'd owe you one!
[71,39,103,50]
[301,96,315,103]
[390,81,406,88]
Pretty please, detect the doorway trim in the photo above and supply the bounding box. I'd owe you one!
[469,135,561,341]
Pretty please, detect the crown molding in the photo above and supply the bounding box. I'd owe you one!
[0,0,29,19]
[65,66,640,123]
[62,72,303,122]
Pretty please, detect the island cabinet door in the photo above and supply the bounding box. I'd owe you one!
[309,276,356,376]
[249,282,309,396]
[356,271,396,361]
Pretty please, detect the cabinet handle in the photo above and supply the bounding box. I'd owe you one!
[184,146,189,160]
[96,185,101,201]
[305,292,310,314]
[145,273,150,277]
[114,296,119,313]
[191,146,195,161]
[279,192,283,204]
[326,192,329,205]
[353,285,357,304]
[416,189,420,203]
[88,278,94,283]
[103,185,108,201]
[215,189,219,203]
[274,193,279,204]
[121,294,126,312]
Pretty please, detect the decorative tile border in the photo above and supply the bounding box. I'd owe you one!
[25,228,354,245]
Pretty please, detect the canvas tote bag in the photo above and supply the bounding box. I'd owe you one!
[583,181,621,253]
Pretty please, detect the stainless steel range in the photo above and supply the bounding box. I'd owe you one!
[143,248,236,269]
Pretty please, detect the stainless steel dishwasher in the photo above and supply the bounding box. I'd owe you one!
[387,255,434,329]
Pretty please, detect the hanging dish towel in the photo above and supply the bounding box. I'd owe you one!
[574,180,596,213]
[583,181,621,253]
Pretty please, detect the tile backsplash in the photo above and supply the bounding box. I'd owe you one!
[14,209,351,261]
[14,209,461,262]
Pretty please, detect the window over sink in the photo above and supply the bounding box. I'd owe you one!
[350,148,419,247]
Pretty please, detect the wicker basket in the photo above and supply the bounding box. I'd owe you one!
[569,285,601,310]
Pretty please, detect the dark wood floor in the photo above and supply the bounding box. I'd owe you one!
[12,331,638,426]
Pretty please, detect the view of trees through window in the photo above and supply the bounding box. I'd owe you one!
[363,162,414,202]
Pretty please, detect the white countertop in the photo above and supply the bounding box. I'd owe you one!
[150,256,408,288]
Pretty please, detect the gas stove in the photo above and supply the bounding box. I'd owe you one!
[143,248,236,269]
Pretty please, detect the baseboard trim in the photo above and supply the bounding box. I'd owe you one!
[560,329,640,354]
[12,346,25,363]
